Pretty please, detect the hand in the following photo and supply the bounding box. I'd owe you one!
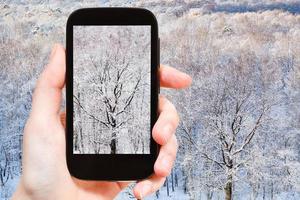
[12,44,192,200]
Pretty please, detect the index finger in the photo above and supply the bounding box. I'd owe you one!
[159,65,192,89]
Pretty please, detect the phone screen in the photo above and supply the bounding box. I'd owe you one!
[73,26,151,154]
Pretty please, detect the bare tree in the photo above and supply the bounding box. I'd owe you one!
[74,55,142,154]
[180,59,279,200]
[73,26,150,154]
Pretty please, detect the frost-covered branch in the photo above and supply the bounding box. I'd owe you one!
[73,95,109,128]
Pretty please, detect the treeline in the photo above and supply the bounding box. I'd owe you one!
[157,10,300,200]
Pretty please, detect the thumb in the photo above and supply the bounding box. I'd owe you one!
[30,44,66,120]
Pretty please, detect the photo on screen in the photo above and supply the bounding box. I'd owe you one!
[73,26,151,154]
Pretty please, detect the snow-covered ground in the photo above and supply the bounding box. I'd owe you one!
[0,178,19,200]
[116,186,300,200]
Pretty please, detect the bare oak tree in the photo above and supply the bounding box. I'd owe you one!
[73,26,150,154]
[74,54,142,154]
[181,59,279,200]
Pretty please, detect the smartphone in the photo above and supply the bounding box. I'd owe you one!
[66,8,159,180]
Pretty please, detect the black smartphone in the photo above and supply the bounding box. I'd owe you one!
[65,8,159,180]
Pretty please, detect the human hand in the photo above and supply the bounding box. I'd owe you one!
[12,44,192,200]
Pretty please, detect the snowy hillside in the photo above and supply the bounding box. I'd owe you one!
[1,0,300,199]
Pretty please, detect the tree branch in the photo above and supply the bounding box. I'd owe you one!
[73,95,109,128]
[180,121,226,170]
[233,109,265,156]
[117,74,141,116]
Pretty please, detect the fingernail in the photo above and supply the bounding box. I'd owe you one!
[49,44,59,60]
[186,75,192,84]
[180,70,191,78]
[139,183,151,199]
[181,72,192,85]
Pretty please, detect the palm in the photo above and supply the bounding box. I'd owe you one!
[73,179,128,200]
[22,113,127,200]
[12,44,191,200]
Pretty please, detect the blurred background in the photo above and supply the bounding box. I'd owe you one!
[0,0,299,199]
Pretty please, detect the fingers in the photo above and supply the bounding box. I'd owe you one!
[159,65,192,89]
[74,179,132,198]
[154,134,178,177]
[133,135,178,199]
[134,66,188,198]
[135,96,179,198]
[137,96,178,198]
[152,96,179,145]
[133,175,165,199]
[30,44,66,120]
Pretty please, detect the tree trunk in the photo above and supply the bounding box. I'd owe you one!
[271,182,274,200]
[110,124,117,154]
[184,179,187,194]
[77,92,84,153]
[251,184,259,200]
[207,191,213,200]
[110,132,116,154]
[224,174,233,200]
[155,190,160,198]
[175,172,178,187]
[79,126,83,152]
[166,177,170,196]
[171,170,175,192]
[0,148,9,186]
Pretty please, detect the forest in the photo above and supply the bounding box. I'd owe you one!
[157,9,300,200]
[0,0,300,199]
[73,26,151,154]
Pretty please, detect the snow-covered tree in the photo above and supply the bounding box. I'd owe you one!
[73,26,151,154]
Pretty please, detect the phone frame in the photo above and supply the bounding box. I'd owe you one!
[66,8,159,180]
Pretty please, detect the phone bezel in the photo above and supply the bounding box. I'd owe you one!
[66,8,159,180]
